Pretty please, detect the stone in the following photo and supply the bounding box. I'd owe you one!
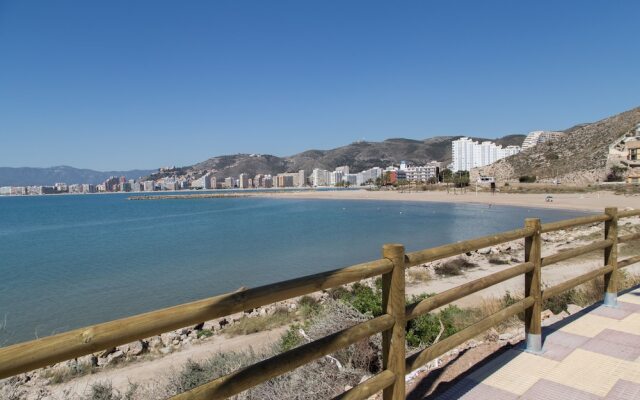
[99,347,116,358]
[149,337,163,350]
[159,347,172,355]
[78,354,98,367]
[124,340,146,356]
[193,322,204,331]
[107,350,125,365]
[484,328,499,342]
[498,333,513,341]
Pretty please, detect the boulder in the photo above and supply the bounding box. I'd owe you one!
[124,340,146,356]
[106,350,125,365]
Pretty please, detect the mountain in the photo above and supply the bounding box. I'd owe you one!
[175,134,526,180]
[474,106,640,184]
[0,166,155,187]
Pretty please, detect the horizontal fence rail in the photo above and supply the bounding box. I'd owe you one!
[0,207,639,400]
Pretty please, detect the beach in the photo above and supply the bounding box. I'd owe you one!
[254,188,639,212]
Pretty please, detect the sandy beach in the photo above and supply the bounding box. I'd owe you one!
[252,189,639,213]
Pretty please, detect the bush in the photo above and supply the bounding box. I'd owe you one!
[519,176,536,183]
[405,305,472,347]
[196,329,213,339]
[341,283,383,316]
[297,295,321,318]
[279,325,303,352]
[488,256,509,265]
[543,290,575,314]
[434,258,479,277]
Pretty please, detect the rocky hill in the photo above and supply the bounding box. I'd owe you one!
[474,106,640,184]
[185,134,525,179]
[0,166,154,187]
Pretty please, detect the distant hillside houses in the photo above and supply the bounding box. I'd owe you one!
[451,137,521,172]
[521,131,565,150]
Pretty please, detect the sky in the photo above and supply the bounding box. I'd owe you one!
[1,1,639,171]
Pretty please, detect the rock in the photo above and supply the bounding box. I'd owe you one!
[149,337,163,350]
[478,248,492,255]
[484,328,499,342]
[541,309,554,320]
[106,350,125,365]
[498,333,513,341]
[99,347,116,358]
[161,332,180,346]
[193,322,205,331]
[566,304,582,315]
[159,347,173,355]
[124,340,146,356]
[78,354,98,367]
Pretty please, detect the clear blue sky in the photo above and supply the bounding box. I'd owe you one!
[1,1,639,170]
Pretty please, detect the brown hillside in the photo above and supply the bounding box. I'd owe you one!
[475,106,640,184]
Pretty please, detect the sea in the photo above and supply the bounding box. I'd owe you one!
[0,192,587,345]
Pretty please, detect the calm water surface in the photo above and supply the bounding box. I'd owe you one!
[0,194,586,345]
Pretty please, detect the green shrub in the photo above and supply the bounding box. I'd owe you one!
[298,295,321,318]
[519,175,536,183]
[342,283,383,317]
[543,290,575,314]
[279,325,303,352]
[196,329,214,339]
[405,305,467,347]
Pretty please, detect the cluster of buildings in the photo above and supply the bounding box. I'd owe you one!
[0,161,446,196]
[451,131,568,173]
[451,138,522,172]
[3,129,590,196]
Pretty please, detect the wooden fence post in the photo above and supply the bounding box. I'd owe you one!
[604,207,618,307]
[382,244,406,400]
[524,218,542,353]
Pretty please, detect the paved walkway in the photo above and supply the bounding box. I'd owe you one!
[436,287,640,399]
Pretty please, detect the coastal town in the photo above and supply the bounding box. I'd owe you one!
[2,126,639,197]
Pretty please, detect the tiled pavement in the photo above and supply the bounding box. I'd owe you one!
[435,287,640,399]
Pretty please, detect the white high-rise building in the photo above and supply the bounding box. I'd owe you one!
[330,171,344,186]
[311,169,331,187]
[451,137,521,172]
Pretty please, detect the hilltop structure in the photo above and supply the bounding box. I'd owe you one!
[521,131,565,150]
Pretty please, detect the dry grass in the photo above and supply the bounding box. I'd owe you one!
[407,267,431,283]
[223,307,293,337]
[434,258,479,277]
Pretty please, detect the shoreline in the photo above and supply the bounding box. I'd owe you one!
[247,189,639,213]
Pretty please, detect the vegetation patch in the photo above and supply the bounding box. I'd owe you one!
[223,307,293,336]
[434,258,479,277]
[488,256,510,265]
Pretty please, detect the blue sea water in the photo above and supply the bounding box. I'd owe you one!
[0,193,586,345]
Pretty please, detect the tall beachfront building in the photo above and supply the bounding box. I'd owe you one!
[451,137,521,172]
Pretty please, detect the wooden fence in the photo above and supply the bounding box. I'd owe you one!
[1,207,640,399]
